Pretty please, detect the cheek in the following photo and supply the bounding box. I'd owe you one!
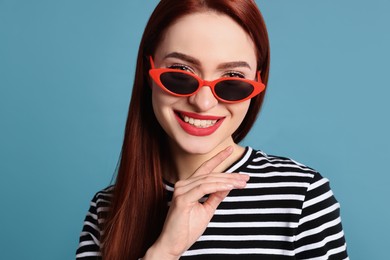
[151,85,163,110]
[151,86,171,133]
[151,84,182,128]
[151,84,177,111]
[232,101,251,121]
[151,85,167,122]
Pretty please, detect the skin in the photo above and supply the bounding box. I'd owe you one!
[144,11,258,260]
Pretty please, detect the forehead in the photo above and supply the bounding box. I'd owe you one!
[155,12,257,67]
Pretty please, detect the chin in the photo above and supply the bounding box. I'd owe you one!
[181,146,214,155]
[175,135,232,156]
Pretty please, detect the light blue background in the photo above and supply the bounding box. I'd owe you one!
[1,0,389,259]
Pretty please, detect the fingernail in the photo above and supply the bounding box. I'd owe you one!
[236,181,247,187]
[241,174,250,181]
[226,146,233,153]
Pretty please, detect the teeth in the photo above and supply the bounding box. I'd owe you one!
[183,115,217,128]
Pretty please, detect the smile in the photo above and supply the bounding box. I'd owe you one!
[175,111,225,136]
[183,116,218,128]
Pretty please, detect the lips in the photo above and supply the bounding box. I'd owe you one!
[174,110,225,136]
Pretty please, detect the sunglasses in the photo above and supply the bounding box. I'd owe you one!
[148,56,265,103]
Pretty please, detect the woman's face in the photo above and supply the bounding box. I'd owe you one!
[151,11,257,155]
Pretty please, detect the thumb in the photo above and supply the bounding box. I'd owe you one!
[203,190,230,214]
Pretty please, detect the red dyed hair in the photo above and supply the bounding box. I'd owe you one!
[102,0,270,259]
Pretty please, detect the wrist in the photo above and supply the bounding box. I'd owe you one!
[143,242,180,260]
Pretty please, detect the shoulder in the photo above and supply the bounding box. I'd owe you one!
[92,185,114,202]
[240,147,339,208]
[224,148,348,258]
[76,186,114,259]
[231,146,323,185]
[89,185,114,212]
[84,185,114,223]
[84,185,114,222]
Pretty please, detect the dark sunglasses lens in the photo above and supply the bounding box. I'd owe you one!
[215,80,254,101]
[160,72,198,95]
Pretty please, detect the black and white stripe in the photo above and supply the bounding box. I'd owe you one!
[76,147,348,259]
[76,186,112,259]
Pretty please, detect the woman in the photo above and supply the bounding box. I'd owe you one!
[76,0,348,259]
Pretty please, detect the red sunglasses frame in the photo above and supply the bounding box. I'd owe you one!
[148,56,265,103]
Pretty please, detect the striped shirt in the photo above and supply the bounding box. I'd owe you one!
[76,147,349,259]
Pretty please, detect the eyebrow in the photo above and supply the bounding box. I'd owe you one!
[217,61,252,70]
[164,52,201,66]
[164,52,252,70]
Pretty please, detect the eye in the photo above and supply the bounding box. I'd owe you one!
[223,71,245,79]
[168,64,195,73]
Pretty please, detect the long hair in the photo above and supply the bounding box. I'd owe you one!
[102,0,270,259]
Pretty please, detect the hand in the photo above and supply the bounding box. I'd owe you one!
[144,146,250,260]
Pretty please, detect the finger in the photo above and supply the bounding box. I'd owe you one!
[203,190,230,212]
[174,181,237,205]
[174,173,249,196]
[192,146,233,177]
[178,171,244,186]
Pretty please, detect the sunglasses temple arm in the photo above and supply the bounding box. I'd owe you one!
[149,56,155,69]
[257,71,263,83]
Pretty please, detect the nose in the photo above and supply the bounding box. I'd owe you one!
[188,86,218,112]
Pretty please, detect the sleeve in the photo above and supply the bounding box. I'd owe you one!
[294,172,349,260]
[76,193,103,260]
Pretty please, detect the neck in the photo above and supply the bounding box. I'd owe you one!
[164,138,246,183]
